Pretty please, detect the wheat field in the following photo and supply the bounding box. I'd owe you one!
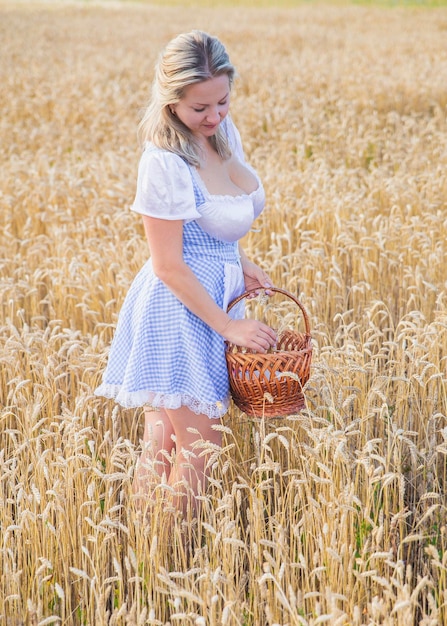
[1,1,447,624]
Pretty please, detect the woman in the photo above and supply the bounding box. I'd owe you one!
[95,30,276,515]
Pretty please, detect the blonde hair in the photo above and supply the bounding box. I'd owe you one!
[138,31,236,166]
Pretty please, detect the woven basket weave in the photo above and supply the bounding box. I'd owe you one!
[225,287,312,418]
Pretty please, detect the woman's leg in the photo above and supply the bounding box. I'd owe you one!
[133,408,175,497]
[164,407,222,516]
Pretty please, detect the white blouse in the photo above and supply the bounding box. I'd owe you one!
[131,117,265,243]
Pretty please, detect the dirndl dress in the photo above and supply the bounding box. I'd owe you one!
[94,117,265,419]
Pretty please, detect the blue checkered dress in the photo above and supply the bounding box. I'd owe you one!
[94,168,251,418]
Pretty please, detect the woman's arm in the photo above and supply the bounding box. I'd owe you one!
[143,216,276,352]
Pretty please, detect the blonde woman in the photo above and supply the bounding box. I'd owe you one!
[95,31,276,515]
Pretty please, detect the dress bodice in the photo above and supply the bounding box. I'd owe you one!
[187,160,265,243]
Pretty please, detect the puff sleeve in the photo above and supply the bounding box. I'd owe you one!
[131,147,201,221]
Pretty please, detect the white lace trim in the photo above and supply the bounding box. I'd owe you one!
[94,384,229,419]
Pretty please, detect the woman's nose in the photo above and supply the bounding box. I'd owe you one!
[206,108,221,123]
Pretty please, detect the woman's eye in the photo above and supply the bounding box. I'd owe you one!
[193,101,227,113]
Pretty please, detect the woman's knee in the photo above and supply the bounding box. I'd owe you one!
[142,409,175,455]
[165,410,222,457]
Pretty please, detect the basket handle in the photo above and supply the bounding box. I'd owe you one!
[226,287,311,335]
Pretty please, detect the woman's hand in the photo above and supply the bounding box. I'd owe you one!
[242,259,274,296]
[220,318,277,353]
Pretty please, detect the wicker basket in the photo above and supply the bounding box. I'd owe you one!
[225,287,312,418]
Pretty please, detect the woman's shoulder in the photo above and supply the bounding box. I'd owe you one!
[137,144,194,187]
[140,143,190,170]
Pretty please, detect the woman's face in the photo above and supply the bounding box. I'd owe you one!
[172,74,231,140]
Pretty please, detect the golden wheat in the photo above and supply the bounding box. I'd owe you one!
[1,1,446,624]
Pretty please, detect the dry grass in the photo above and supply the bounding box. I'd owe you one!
[1,1,447,624]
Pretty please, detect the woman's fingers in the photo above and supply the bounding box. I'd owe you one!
[222,318,277,351]
[258,322,277,344]
[249,323,277,352]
